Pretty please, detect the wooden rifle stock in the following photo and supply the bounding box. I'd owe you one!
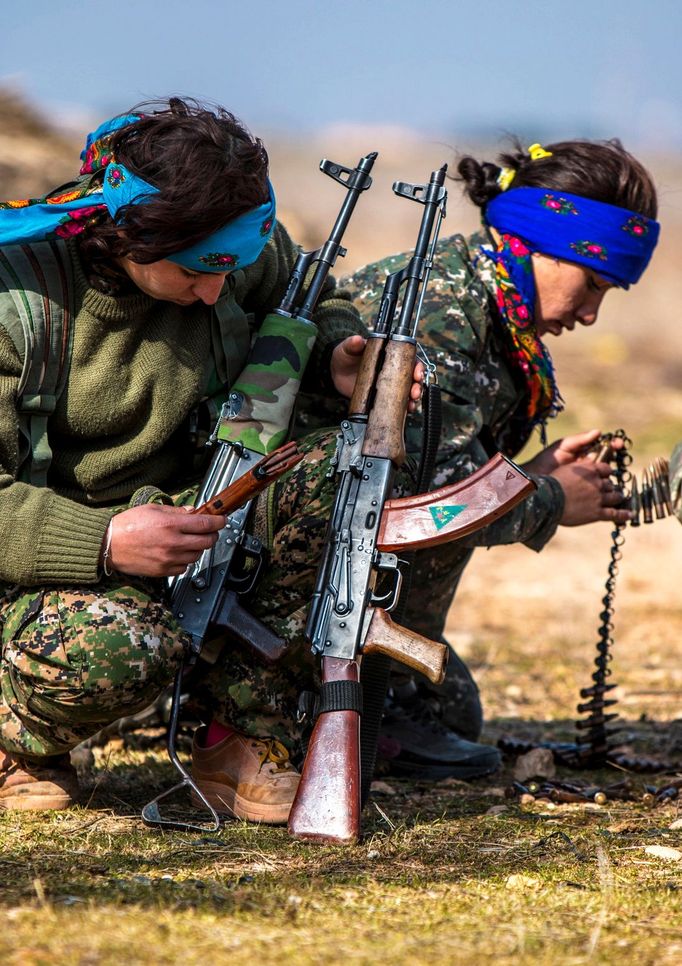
[287,657,361,844]
[362,607,447,684]
[377,452,536,552]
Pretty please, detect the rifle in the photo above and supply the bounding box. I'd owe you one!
[288,166,536,844]
[141,151,377,832]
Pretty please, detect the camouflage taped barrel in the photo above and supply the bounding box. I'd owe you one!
[217,312,317,454]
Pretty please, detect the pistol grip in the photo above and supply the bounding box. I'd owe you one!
[362,607,447,685]
[213,591,287,663]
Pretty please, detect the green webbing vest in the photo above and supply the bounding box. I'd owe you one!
[0,240,76,486]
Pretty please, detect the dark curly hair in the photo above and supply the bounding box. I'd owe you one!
[74,97,270,286]
[456,138,657,219]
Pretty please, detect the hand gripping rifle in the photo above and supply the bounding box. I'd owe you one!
[141,151,377,832]
[288,166,536,844]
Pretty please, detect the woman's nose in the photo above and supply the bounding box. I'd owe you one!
[577,292,607,327]
[193,273,228,305]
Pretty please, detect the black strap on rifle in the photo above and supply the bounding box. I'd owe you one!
[359,382,443,806]
[299,680,363,722]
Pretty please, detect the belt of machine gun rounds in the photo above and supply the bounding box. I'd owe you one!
[499,433,679,782]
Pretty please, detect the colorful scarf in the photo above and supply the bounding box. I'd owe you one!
[485,187,659,289]
[0,114,276,272]
[485,234,564,435]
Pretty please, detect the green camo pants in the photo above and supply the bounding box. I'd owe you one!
[0,430,338,760]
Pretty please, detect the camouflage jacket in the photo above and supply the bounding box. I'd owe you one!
[337,229,565,552]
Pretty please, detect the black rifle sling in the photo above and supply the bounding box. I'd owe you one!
[359,383,443,806]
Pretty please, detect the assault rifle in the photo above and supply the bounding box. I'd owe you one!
[142,151,377,832]
[288,166,536,844]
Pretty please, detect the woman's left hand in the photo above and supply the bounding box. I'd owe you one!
[522,428,624,476]
[330,335,424,412]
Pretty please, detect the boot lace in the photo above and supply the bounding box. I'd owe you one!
[255,738,292,772]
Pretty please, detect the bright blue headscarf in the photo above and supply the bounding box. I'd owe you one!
[485,187,659,289]
[0,113,276,273]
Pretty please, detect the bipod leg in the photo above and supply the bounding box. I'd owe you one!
[141,664,220,833]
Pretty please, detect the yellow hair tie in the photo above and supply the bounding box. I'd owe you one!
[528,142,553,161]
[497,167,516,191]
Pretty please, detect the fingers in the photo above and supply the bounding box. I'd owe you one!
[177,512,226,534]
[594,460,617,478]
[564,428,601,453]
[341,334,367,356]
[598,506,633,525]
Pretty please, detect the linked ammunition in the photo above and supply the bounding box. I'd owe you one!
[651,466,666,519]
[641,467,654,523]
[628,475,641,526]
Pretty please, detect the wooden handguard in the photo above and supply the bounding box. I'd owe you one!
[377,452,535,552]
[349,337,385,417]
[288,658,361,844]
[362,607,447,684]
[191,442,302,518]
[362,340,417,465]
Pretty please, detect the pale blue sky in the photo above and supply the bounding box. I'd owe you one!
[2,0,681,147]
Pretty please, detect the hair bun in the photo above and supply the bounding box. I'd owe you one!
[456,156,506,209]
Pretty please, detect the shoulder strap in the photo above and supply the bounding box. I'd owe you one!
[0,240,76,485]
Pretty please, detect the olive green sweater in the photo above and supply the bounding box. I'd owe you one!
[0,223,363,586]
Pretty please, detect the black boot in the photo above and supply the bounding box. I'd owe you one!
[416,639,483,742]
[379,677,500,780]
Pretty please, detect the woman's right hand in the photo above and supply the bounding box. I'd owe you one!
[105,504,226,577]
[552,460,632,527]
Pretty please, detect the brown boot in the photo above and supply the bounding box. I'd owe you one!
[0,749,79,811]
[191,729,300,824]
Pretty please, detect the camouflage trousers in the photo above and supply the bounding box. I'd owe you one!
[0,426,469,761]
[0,430,339,760]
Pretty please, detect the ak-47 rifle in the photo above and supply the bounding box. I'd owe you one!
[288,166,536,844]
[142,151,377,832]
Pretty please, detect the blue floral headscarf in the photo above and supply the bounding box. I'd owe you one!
[0,113,276,272]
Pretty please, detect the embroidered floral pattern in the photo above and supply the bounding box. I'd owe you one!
[198,252,239,269]
[622,214,649,237]
[260,217,273,237]
[53,205,105,239]
[80,142,111,174]
[541,193,579,216]
[47,188,84,206]
[489,234,563,433]
[569,240,608,261]
[0,199,31,210]
[106,167,126,189]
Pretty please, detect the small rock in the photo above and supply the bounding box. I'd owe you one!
[367,849,380,860]
[485,805,508,816]
[435,776,471,789]
[668,819,682,830]
[370,781,397,796]
[644,845,682,861]
[513,747,556,782]
[505,873,541,892]
[519,793,536,806]
[70,745,95,773]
